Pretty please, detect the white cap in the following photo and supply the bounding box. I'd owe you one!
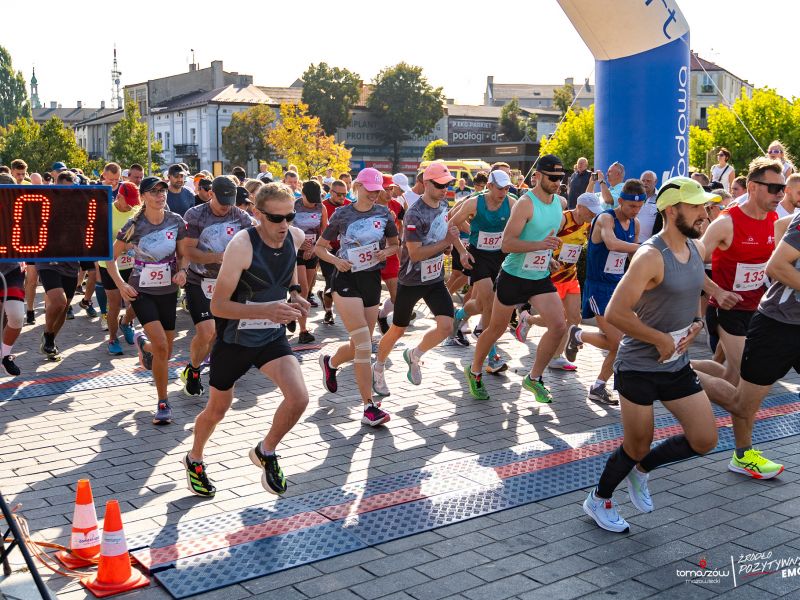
[576,192,605,215]
[257,172,273,182]
[392,173,412,193]
[488,170,512,188]
[121,169,130,177]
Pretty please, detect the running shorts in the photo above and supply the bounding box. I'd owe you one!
[131,291,178,330]
[495,269,556,307]
[614,364,703,406]
[209,336,295,391]
[392,281,454,328]
[740,312,800,386]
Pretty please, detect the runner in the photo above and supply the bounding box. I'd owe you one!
[105,176,189,425]
[183,182,310,497]
[463,155,566,403]
[376,174,405,335]
[373,163,464,396]
[566,180,645,405]
[318,179,351,325]
[181,176,254,396]
[0,262,28,375]
[515,192,605,371]
[293,179,327,343]
[582,176,718,533]
[315,168,399,426]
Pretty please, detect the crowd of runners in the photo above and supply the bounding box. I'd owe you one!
[1,143,799,533]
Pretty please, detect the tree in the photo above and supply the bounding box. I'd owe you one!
[109,100,163,172]
[268,102,351,179]
[301,62,361,134]
[0,116,88,174]
[499,98,532,141]
[367,62,445,172]
[221,104,275,170]
[552,83,577,117]
[0,46,31,128]
[538,104,595,169]
[422,139,447,162]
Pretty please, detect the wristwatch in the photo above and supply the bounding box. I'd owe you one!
[692,317,705,330]
[288,284,302,295]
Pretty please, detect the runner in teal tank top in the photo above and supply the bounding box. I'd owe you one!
[464,154,568,405]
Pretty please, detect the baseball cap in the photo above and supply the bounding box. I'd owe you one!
[656,176,721,211]
[382,174,394,190]
[139,176,167,194]
[118,181,140,207]
[576,192,605,215]
[51,161,67,172]
[392,173,411,193]
[488,170,512,188]
[355,167,384,192]
[211,176,237,205]
[236,186,252,206]
[423,163,455,185]
[168,164,188,177]
[536,154,565,174]
[196,177,213,190]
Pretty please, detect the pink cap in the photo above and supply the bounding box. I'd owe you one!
[355,167,384,192]
[423,163,455,185]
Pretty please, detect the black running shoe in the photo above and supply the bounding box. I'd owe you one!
[454,329,470,347]
[286,320,297,333]
[2,355,20,376]
[183,454,216,497]
[323,311,335,325]
[65,305,75,320]
[181,365,204,397]
[319,354,338,393]
[249,445,287,495]
[25,310,35,325]
[39,334,60,361]
[307,293,319,308]
[378,316,390,334]
[298,331,315,344]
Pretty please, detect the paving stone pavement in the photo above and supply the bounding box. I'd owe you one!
[1,285,799,599]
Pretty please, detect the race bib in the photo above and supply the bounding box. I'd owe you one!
[604,251,627,275]
[664,325,691,363]
[733,261,768,292]
[558,243,582,264]
[347,242,380,272]
[139,262,171,288]
[421,255,444,282]
[201,278,216,300]
[522,250,551,272]
[476,231,503,251]
[116,251,134,270]
[238,300,281,330]
[304,234,317,246]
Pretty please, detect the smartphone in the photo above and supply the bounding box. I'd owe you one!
[592,172,598,181]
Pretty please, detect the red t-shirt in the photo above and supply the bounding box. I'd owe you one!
[322,198,350,250]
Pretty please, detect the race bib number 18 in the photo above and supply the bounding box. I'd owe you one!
[347,242,380,272]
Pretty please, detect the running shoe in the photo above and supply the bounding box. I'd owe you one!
[181,365,204,397]
[588,384,618,406]
[286,320,297,334]
[509,310,518,329]
[307,292,319,308]
[107,338,123,356]
[323,311,335,325]
[486,350,508,374]
[152,399,173,425]
[523,375,553,404]
[2,355,20,376]
[451,307,467,340]
[372,363,390,396]
[135,332,153,370]
[441,336,459,347]
[65,305,75,320]
[626,468,654,513]
[361,402,391,427]
[565,325,583,362]
[298,331,315,344]
[119,318,135,345]
[249,444,287,495]
[183,454,216,498]
[79,299,97,318]
[377,315,390,335]
[319,354,338,393]
[728,449,784,479]
[100,313,108,331]
[403,348,422,385]
[464,367,490,401]
[583,490,630,533]
[454,329,470,347]
[548,356,578,371]
[25,310,35,325]
[472,327,483,339]
[39,334,60,361]
[514,310,531,343]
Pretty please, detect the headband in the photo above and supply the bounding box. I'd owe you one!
[619,192,646,201]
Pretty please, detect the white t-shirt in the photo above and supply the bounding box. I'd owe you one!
[777,202,799,219]
[323,176,335,186]
[637,194,659,242]
[404,190,421,209]
[710,164,733,191]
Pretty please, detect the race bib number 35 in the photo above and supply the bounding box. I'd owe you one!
[522,250,551,272]
[421,255,444,282]
[733,262,767,291]
[476,231,503,251]
[604,251,627,275]
[347,242,380,272]
[139,263,171,288]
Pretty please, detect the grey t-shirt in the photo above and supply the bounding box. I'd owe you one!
[758,212,800,325]
[184,203,253,285]
[117,211,187,294]
[322,203,398,272]
[399,198,450,286]
[294,199,324,239]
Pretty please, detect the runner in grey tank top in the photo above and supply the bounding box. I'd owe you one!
[582,176,721,534]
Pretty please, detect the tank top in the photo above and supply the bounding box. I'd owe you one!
[293,199,323,242]
[615,236,705,373]
[551,210,590,284]
[220,228,296,347]
[468,193,510,251]
[585,209,636,285]
[709,205,777,311]
[502,190,563,281]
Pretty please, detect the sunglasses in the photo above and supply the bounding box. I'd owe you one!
[430,181,449,189]
[331,190,346,197]
[751,180,786,195]
[199,185,211,191]
[768,149,782,154]
[541,173,563,182]
[256,208,297,223]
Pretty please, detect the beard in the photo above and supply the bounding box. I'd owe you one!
[674,211,703,239]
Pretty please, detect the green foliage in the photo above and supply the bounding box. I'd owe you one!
[689,125,714,173]
[0,116,88,174]
[108,100,163,172]
[367,62,445,172]
[422,139,447,162]
[539,105,595,169]
[499,98,527,141]
[0,46,31,128]
[552,83,576,117]
[221,104,275,170]
[301,62,361,134]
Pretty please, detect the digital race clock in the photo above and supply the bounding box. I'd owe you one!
[0,186,112,262]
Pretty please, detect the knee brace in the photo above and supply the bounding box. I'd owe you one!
[4,301,25,329]
[351,326,372,364]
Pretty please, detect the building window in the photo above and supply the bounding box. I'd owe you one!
[191,128,196,144]
[700,106,707,119]
[701,73,714,94]
[165,132,170,149]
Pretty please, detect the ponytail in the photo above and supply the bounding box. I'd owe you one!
[123,204,147,242]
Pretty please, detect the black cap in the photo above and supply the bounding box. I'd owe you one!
[536,154,565,174]
[197,177,213,189]
[236,186,252,206]
[168,164,188,177]
[139,176,167,194]
[211,176,237,205]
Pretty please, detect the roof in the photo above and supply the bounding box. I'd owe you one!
[257,86,303,105]
[489,83,594,101]
[446,104,502,119]
[690,52,751,85]
[152,84,273,111]
[32,106,118,123]
[74,108,125,127]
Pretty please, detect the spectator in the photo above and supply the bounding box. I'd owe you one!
[567,156,591,209]
[589,161,624,207]
[10,159,28,184]
[453,178,472,201]
[711,147,735,192]
[767,140,795,178]
[322,168,335,187]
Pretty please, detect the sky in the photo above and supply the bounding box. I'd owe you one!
[6,0,799,109]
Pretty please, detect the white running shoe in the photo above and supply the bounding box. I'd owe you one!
[583,489,630,533]
[626,468,654,513]
[372,363,390,396]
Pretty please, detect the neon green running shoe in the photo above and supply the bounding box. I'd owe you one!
[523,375,553,404]
[728,449,784,479]
[464,367,490,400]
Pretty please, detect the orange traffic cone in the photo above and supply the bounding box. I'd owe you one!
[57,479,101,568]
[81,500,149,597]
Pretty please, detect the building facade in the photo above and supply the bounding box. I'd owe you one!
[690,52,754,128]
